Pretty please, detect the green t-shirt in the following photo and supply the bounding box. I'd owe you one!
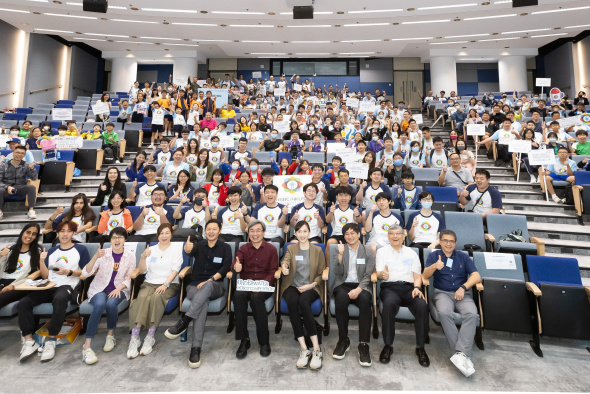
[575,141,590,155]
[19,129,29,138]
[101,130,119,145]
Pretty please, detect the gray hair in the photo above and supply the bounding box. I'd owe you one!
[247,219,266,232]
[387,224,403,233]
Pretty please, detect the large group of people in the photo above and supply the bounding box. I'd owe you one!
[0,74,588,378]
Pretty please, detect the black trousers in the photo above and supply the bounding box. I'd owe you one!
[496,144,511,162]
[282,286,319,339]
[333,283,372,343]
[233,290,272,345]
[0,279,29,309]
[380,282,429,347]
[218,234,244,243]
[18,285,73,337]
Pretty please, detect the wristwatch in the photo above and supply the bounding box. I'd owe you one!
[165,282,170,288]
[460,285,467,291]
[67,270,73,277]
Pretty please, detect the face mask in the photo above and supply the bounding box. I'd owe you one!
[457,145,465,151]
[270,134,277,140]
[58,130,66,136]
[393,159,403,166]
[231,163,239,170]
[211,142,219,148]
[549,138,557,143]
[489,96,494,99]
[372,136,378,141]
[202,132,210,138]
[43,126,50,131]
[421,201,433,210]
[399,105,404,109]
[455,106,460,109]
[308,127,315,131]
[250,165,258,171]
[348,112,353,116]
[378,115,384,119]
[411,146,420,153]
[450,135,457,140]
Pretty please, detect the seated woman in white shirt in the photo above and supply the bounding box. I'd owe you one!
[127,223,183,359]
[157,148,190,185]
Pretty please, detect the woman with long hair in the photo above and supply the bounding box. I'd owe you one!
[46,193,96,244]
[168,169,194,204]
[203,168,228,207]
[95,93,111,122]
[184,138,200,165]
[91,190,134,244]
[126,150,147,182]
[190,148,213,187]
[238,116,250,132]
[92,167,127,206]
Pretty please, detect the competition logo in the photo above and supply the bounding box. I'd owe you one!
[549,87,564,104]
[145,189,153,197]
[557,167,567,175]
[370,194,377,202]
[198,169,206,177]
[405,196,413,204]
[212,191,219,198]
[338,216,349,225]
[420,222,432,231]
[264,214,275,223]
[436,159,443,166]
[411,158,420,165]
[304,214,313,223]
[381,223,391,231]
[190,216,200,225]
[228,215,237,224]
[476,198,485,206]
[16,259,23,271]
[169,170,178,177]
[56,256,69,265]
[211,156,218,163]
[187,155,197,164]
[146,216,157,224]
[281,176,304,194]
[161,156,169,163]
[108,219,120,228]
[401,147,407,154]
[385,157,393,165]
[580,113,590,125]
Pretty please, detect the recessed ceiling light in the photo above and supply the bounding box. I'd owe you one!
[251,53,286,55]
[343,23,390,27]
[191,39,232,42]
[294,53,331,55]
[338,52,375,55]
[530,33,568,38]
[44,13,96,19]
[35,28,73,33]
[565,24,590,29]
[242,40,281,43]
[418,3,477,10]
[141,8,199,13]
[478,36,521,41]
[348,9,402,14]
[171,22,217,26]
[0,8,30,13]
[314,12,333,15]
[73,37,105,41]
[111,19,158,24]
[494,0,512,3]
[163,43,199,47]
[464,14,517,20]
[402,20,450,24]
[230,24,274,28]
[286,25,331,28]
[430,41,468,45]
[85,32,128,38]
[115,40,154,44]
[291,41,331,43]
[444,33,490,38]
[532,6,590,15]
[389,37,433,41]
[26,0,49,2]
[341,39,382,42]
[140,36,181,41]
[212,11,265,15]
[502,28,551,34]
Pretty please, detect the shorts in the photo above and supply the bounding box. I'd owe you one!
[173,124,184,133]
[328,235,346,244]
[548,173,569,181]
[164,114,173,121]
[151,124,164,133]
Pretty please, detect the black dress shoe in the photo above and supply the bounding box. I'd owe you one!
[236,338,250,359]
[260,343,271,357]
[188,347,201,368]
[416,347,430,367]
[379,345,393,364]
[164,316,191,340]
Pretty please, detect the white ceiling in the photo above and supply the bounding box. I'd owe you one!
[0,0,589,61]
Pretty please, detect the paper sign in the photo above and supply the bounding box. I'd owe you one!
[197,80,207,87]
[52,108,72,121]
[219,135,235,149]
[293,83,302,92]
[274,88,286,97]
[467,124,486,136]
[92,102,110,116]
[332,148,356,163]
[273,175,312,206]
[173,76,187,86]
[413,113,423,125]
[557,117,583,129]
[252,71,262,79]
[54,136,83,149]
[327,142,346,152]
[346,97,359,108]
[484,252,517,270]
[508,140,532,153]
[347,162,369,179]
[198,88,228,107]
[536,78,551,87]
[359,102,376,113]
[259,86,266,96]
[236,279,275,292]
[528,149,556,166]
[272,120,289,133]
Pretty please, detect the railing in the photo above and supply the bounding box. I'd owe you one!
[0,91,17,97]
[72,86,94,95]
[29,85,62,95]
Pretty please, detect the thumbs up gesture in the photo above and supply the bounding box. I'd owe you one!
[234,256,242,273]
[100,183,107,192]
[282,204,289,216]
[95,245,105,259]
[329,202,336,214]
[212,206,219,219]
[435,255,445,270]
[380,265,389,281]
[293,210,300,221]
[40,248,47,264]
[0,246,10,257]
[184,236,194,254]
[397,187,402,197]
[141,248,151,260]
[281,262,289,276]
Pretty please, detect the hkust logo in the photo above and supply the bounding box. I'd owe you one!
[282,177,303,194]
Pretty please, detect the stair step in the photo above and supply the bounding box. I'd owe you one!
[504,209,578,224]
[527,221,587,241]
[537,238,590,256]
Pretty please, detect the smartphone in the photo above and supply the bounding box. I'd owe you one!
[52,267,60,272]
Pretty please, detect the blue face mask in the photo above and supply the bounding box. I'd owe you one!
[270,134,277,140]
[211,142,219,148]
[202,132,210,138]
[250,165,258,171]
[372,136,378,141]
[421,201,433,210]
[394,159,403,166]
[411,146,420,153]
[549,138,557,143]
[399,105,404,109]
[231,163,239,170]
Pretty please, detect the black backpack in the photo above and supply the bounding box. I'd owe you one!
[103,146,115,164]
[560,185,575,205]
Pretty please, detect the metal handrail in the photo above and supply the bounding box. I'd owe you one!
[29,85,62,95]
[0,91,17,97]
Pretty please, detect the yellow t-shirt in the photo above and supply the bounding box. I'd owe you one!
[221,110,236,119]
[240,124,251,132]
[65,129,78,137]
[158,98,171,109]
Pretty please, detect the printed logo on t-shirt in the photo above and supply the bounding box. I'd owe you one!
[16,259,23,271]
[145,190,153,197]
[197,169,206,177]
[304,214,313,223]
[384,157,393,165]
[211,156,218,163]
[410,158,420,165]
[476,198,485,206]
[190,216,200,225]
[381,223,391,231]
[187,155,197,164]
[435,159,444,166]
[228,214,237,224]
[401,147,408,154]
[370,194,377,202]
[168,170,178,177]
[56,256,69,265]
[161,156,168,163]
[212,191,219,198]
[404,195,413,204]
[146,215,158,224]
[338,216,349,225]
[264,214,275,223]
[420,222,432,231]
[108,219,120,229]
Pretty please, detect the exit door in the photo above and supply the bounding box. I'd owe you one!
[393,71,423,109]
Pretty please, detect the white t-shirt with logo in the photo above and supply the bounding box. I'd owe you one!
[331,205,357,236]
[252,203,284,239]
[361,184,385,210]
[209,151,222,168]
[407,211,445,244]
[218,207,243,236]
[2,251,32,280]
[102,211,125,235]
[291,203,326,239]
[430,150,448,169]
[370,211,402,244]
[135,207,162,236]
[162,162,190,184]
[135,182,163,207]
[181,207,207,229]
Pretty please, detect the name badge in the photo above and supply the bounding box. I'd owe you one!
[446,258,453,268]
[150,257,157,264]
[213,257,222,264]
[295,255,303,261]
[357,258,365,265]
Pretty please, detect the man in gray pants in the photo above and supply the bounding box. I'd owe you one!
[0,144,38,220]
[423,229,481,377]
[164,219,232,368]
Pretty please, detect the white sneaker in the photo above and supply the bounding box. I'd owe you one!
[296,349,311,369]
[465,354,475,372]
[19,339,39,362]
[0,211,4,220]
[148,144,154,149]
[309,349,323,370]
[529,176,537,184]
[561,198,567,204]
[40,340,56,362]
[450,352,474,377]
[140,335,155,356]
[103,335,116,352]
[27,210,37,220]
[552,195,562,204]
[82,347,98,365]
[127,336,141,359]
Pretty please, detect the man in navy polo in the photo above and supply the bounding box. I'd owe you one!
[423,229,481,377]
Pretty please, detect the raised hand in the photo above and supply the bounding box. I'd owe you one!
[0,246,10,257]
[370,203,377,213]
[397,187,402,197]
[329,202,336,214]
[313,210,319,220]
[141,248,151,260]
[381,266,389,280]
[40,248,47,264]
[282,204,289,216]
[435,255,445,270]
[293,210,300,221]
[142,207,150,217]
[95,245,105,259]
[281,262,289,275]
[55,205,64,216]
[234,256,242,272]
[412,218,419,228]
[184,236,194,254]
[240,204,248,216]
[153,206,165,216]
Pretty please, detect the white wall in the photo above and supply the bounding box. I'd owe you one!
[0,21,27,109]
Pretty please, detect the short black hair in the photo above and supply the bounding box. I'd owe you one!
[303,183,319,193]
[227,186,242,196]
[143,164,157,173]
[401,170,414,180]
[375,192,391,202]
[418,190,434,202]
[109,227,128,240]
[336,186,353,197]
[433,136,443,144]
[342,223,360,235]
[368,167,383,177]
[264,184,279,193]
[474,169,491,179]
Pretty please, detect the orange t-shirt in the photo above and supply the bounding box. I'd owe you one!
[158,98,171,109]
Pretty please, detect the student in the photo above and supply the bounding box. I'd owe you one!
[81,228,136,365]
[125,150,147,183]
[172,107,187,138]
[213,186,248,243]
[327,169,357,205]
[65,120,80,137]
[235,171,254,206]
[325,186,362,263]
[92,167,126,207]
[172,188,211,240]
[48,193,95,244]
[540,146,576,204]
[184,138,200,165]
[150,102,165,149]
[459,169,502,218]
[574,129,590,155]
[427,137,449,169]
[405,141,425,169]
[167,169,194,204]
[150,138,172,167]
[364,192,404,256]
[0,145,38,220]
[157,148,190,185]
[249,184,288,245]
[477,119,521,167]
[208,136,225,168]
[356,168,391,211]
[280,221,325,370]
[129,165,164,206]
[127,186,174,243]
[271,157,293,176]
[310,164,329,205]
[257,168,276,204]
[393,131,411,158]
[520,128,541,183]
[127,224,182,359]
[82,124,102,141]
[203,169,228,208]
[392,171,423,212]
[230,138,252,168]
[407,191,445,249]
[25,127,42,151]
[91,190,133,244]
[289,183,326,243]
[18,221,90,362]
[189,148,213,187]
[117,99,131,126]
[174,129,191,151]
[259,129,284,152]
[100,122,120,162]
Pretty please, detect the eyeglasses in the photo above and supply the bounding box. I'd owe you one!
[388,232,403,236]
[441,239,456,244]
[111,236,125,241]
[249,229,264,233]
[152,193,166,197]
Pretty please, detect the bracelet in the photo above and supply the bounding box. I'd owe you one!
[414,286,421,290]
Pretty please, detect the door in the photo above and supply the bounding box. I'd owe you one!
[394,71,424,109]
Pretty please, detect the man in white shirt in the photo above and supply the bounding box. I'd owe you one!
[375,224,429,367]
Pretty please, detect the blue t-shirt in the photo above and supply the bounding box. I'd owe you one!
[425,249,477,292]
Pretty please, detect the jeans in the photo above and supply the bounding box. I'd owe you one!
[85,291,126,339]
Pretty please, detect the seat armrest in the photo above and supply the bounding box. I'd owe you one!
[422,276,430,286]
[529,237,545,256]
[526,282,542,296]
[585,286,590,303]
[371,272,377,283]
[475,283,484,291]
[179,266,192,279]
[274,267,281,279]
[322,268,329,281]
[484,233,495,243]
[130,268,140,279]
[322,226,327,234]
[28,270,41,280]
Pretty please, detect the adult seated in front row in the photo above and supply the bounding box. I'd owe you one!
[0,144,38,220]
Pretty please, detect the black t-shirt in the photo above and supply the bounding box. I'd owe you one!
[258,123,271,132]
[263,138,283,151]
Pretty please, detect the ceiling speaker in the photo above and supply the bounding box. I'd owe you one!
[293,6,313,19]
[83,0,108,13]
[512,0,538,7]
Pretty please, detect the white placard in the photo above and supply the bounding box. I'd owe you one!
[236,279,275,292]
[92,102,110,116]
[0,135,9,149]
[413,113,423,125]
[273,174,312,206]
[274,88,286,97]
[557,117,583,129]
[508,140,532,154]
[273,120,290,133]
[327,142,346,152]
[173,76,187,86]
[346,98,359,108]
[484,252,517,270]
[358,102,375,113]
[293,83,302,92]
[528,149,556,166]
[54,136,83,149]
[198,88,229,107]
[332,148,356,163]
[52,108,72,121]
[536,78,551,87]
[219,135,235,149]
[467,124,486,136]
[347,162,369,179]
[252,71,262,79]
[123,242,138,259]
[197,80,207,87]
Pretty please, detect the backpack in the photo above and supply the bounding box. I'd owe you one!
[497,228,527,243]
[560,185,574,206]
[103,146,115,164]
